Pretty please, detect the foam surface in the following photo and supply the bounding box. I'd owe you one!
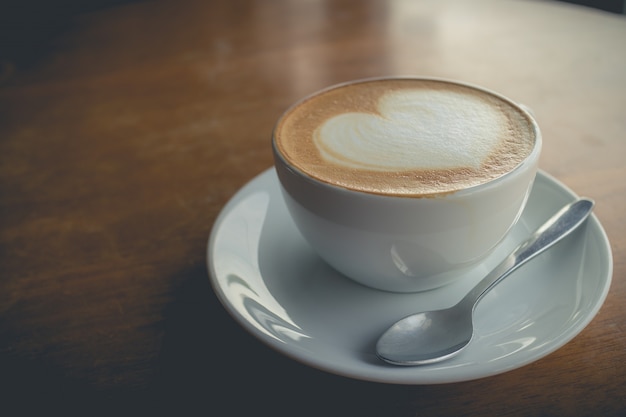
[315,89,503,171]
[274,79,537,196]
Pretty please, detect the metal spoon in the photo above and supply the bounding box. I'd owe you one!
[376,198,595,366]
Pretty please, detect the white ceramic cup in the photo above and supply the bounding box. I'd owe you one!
[272,78,541,293]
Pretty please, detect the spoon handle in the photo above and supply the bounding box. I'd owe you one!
[460,198,595,310]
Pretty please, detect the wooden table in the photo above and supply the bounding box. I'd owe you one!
[1,0,624,414]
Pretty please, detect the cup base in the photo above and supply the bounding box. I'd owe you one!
[314,249,486,293]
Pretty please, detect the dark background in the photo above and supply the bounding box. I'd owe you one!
[1,0,624,78]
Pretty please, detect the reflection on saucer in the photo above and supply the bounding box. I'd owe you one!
[212,190,309,344]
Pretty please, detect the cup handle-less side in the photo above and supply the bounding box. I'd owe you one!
[519,103,536,118]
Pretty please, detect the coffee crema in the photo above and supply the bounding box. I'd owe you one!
[273,78,537,196]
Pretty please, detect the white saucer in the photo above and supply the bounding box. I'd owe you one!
[207,168,612,384]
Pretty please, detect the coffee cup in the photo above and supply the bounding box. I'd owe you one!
[272,77,541,292]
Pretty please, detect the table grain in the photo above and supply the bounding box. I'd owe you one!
[1,0,625,415]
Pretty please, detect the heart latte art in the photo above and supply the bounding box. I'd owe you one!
[274,79,537,196]
[316,90,502,171]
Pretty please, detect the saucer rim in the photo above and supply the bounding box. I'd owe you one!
[207,168,613,384]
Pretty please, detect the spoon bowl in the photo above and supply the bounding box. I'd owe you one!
[376,198,595,366]
[377,308,474,365]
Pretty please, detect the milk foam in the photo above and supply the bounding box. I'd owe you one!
[314,90,504,171]
[273,79,536,196]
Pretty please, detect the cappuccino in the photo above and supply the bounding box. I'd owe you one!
[273,78,537,196]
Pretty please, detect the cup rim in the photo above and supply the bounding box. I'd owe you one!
[272,76,542,199]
